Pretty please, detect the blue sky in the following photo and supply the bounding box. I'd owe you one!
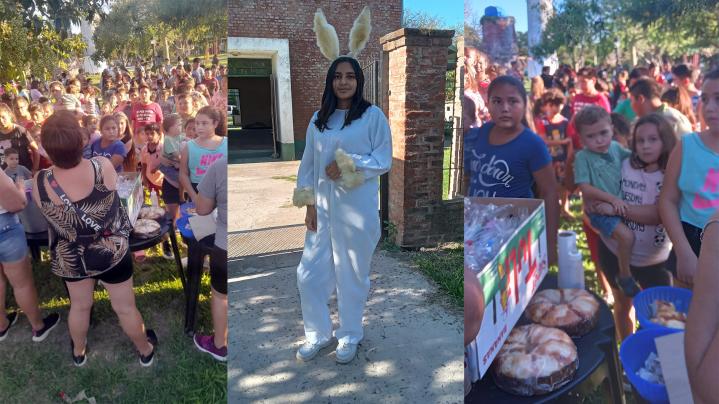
[404,0,464,28]
[467,1,529,32]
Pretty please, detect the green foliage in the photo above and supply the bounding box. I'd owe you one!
[517,31,529,56]
[0,15,86,82]
[381,221,401,252]
[413,246,463,307]
[0,0,107,37]
[533,0,719,67]
[93,0,227,65]
[532,0,613,67]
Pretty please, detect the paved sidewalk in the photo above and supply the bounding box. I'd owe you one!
[229,161,304,233]
[228,250,463,403]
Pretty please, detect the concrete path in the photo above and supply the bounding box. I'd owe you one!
[229,161,303,233]
[227,250,463,403]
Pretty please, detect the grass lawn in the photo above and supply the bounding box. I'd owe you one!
[0,238,226,402]
[443,146,451,200]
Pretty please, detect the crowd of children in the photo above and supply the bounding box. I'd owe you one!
[0,56,229,365]
[463,53,717,342]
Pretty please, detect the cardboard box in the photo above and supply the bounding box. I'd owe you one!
[465,197,549,381]
[117,172,143,226]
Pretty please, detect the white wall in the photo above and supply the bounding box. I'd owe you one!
[227,37,294,146]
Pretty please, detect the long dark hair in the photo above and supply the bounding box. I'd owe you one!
[314,56,371,132]
[630,113,676,171]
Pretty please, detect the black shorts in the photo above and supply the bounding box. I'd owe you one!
[64,252,134,284]
[210,246,227,294]
[597,238,672,290]
[162,180,180,205]
[665,221,702,278]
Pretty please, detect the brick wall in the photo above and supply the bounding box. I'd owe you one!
[382,28,462,248]
[228,0,402,146]
[481,17,518,65]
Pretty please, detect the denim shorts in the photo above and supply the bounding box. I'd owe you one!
[588,213,622,238]
[0,213,28,263]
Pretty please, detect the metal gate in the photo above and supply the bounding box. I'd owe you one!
[362,60,389,238]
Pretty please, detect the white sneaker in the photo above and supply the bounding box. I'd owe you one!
[296,339,332,361]
[335,341,358,364]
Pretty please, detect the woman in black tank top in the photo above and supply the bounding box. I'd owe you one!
[32,111,157,367]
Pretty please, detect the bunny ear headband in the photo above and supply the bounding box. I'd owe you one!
[313,6,372,61]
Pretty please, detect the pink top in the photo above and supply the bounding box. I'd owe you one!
[130,101,164,135]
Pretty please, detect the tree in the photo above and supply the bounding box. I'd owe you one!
[93,0,227,65]
[0,15,86,82]
[2,0,107,37]
[402,9,446,30]
[517,31,529,56]
[532,0,613,68]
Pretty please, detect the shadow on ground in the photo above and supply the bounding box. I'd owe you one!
[228,250,462,403]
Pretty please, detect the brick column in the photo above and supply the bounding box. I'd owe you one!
[381,28,454,247]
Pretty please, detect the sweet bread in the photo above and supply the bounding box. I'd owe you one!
[139,206,166,220]
[493,324,578,396]
[525,289,599,337]
[132,218,161,239]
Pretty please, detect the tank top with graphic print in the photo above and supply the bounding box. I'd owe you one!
[678,133,719,228]
[187,137,227,183]
[37,158,132,278]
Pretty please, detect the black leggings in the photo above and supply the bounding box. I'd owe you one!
[210,247,227,294]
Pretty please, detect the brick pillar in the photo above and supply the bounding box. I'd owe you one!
[381,28,454,248]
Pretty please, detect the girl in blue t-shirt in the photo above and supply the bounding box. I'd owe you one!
[463,75,558,265]
[91,115,127,172]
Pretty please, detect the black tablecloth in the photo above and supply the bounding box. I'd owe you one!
[466,274,622,403]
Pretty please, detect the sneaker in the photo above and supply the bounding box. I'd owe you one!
[161,241,173,259]
[70,339,88,367]
[139,329,157,367]
[32,313,60,342]
[616,276,641,298]
[335,341,359,364]
[193,334,227,362]
[296,339,332,361]
[0,312,19,342]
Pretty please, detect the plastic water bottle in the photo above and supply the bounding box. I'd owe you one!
[150,190,159,207]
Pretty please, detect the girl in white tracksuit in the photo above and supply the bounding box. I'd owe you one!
[292,56,392,363]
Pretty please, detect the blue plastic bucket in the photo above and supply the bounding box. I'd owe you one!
[633,286,692,331]
[620,328,682,404]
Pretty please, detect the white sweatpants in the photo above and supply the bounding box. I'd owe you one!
[296,219,376,345]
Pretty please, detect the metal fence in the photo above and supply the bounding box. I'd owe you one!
[362,60,389,238]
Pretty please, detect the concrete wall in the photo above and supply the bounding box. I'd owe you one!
[227,37,294,160]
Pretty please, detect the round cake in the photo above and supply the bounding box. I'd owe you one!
[493,324,578,396]
[525,289,599,337]
[132,219,161,239]
[140,206,166,220]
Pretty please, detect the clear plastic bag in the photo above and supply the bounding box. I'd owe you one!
[464,198,529,273]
